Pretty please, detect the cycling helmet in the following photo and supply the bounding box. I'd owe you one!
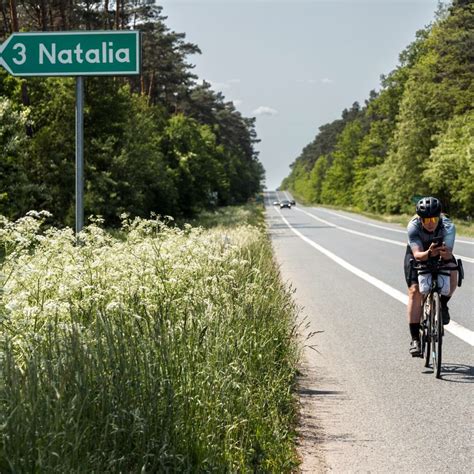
[416,196,442,217]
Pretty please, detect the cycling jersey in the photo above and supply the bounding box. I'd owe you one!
[407,214,456,252]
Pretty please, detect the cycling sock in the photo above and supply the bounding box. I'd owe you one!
[440,295,451,308]
[409,323,421,341]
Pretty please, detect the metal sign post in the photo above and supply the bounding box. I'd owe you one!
[76,77,84,234]
[0,30,141,234]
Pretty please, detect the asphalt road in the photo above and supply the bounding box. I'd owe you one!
[266,191,473,473]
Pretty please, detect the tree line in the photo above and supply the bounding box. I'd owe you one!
[0,1,264,226]
[281,0,473,219]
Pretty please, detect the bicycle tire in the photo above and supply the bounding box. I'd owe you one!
[423,296,431,368]
[431,292,442,378]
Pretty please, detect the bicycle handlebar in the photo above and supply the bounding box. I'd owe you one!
[410,259,458,272]
[410,258,464,287]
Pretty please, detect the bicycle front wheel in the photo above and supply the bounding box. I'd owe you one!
[421,295,431,367]
[431,292,442,378]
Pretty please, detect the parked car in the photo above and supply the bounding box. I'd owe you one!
[279,200,292,209]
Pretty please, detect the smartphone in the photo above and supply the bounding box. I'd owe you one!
[432,236,444,247]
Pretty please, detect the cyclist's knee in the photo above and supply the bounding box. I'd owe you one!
[408,284,420,299]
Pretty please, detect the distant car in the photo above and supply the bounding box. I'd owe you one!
[290,199,296,206]
[280,200,292,209]
[273,201,280,206]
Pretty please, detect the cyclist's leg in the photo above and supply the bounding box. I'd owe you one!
[404,246,422,355]
[440,257,457,324]
[408,284,423,356]
[438,268,457,325]
[404,246,422,322]
[407,284,423,324]
[448,269,458,296]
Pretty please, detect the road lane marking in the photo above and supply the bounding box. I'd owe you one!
[276,209,474,347]
[295,207,474,264]
[296,207,407,246]
[318,208,406,233]
[316,208,474,246]
[279,191,473,246]
[271,192,473,256]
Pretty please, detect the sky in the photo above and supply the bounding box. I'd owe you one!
[158,0,440,190]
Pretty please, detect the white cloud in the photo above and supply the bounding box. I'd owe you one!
[252,106,278,116]
[321,78,334,84]
[232,99,243,107]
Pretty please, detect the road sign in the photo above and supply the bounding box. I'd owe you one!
[0,30,141,77]
[411,195,423,204]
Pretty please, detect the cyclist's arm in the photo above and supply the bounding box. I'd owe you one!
[439,217,456,261]
[407,223,441,260]
[411,243,442,261]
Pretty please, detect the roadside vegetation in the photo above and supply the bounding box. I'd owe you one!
[179,202,265,230]
[0,2,264,227]
[282,1,473,221]
[0,206,301,472]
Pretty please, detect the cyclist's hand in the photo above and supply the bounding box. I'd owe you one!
[439,245,452,260]
[428,242,442,257]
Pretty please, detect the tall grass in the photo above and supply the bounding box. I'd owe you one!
[179,204,265,230]
[0,210,300,472]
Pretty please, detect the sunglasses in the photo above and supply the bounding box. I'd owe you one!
[422,217,439,224]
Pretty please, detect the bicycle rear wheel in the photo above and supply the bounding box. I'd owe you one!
[431,292,442,378]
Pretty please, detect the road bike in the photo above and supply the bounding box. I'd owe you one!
[411,258,464,378]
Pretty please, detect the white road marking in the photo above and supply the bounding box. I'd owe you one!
[296,207,407,247]
[318,207,406,233]
[276,208,474,347]
[296,207,474,264]
[317,207,474,246]
[280,190,473,246]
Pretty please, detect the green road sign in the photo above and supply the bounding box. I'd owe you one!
[0,31,141,77]
[411,195,423,204]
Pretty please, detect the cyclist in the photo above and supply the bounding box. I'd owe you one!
[403,196,458,356]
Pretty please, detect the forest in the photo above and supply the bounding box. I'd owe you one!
[281,0,473,219]
[0,1,264,226]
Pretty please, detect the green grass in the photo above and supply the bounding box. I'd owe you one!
[0,208,300,472]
